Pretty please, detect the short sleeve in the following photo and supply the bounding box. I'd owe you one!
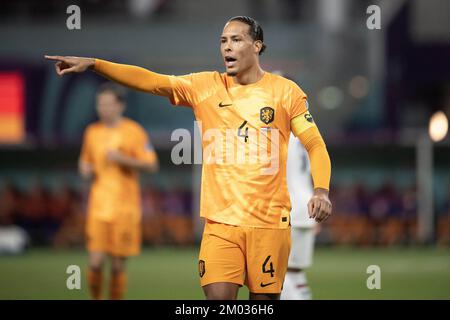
[168,74,195,107]
[168,72,216,108]
[132,127,157,164]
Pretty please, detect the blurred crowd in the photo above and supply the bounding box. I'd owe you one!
[1,180,450,253]
[0,180,194,253]
[323,183,450,247]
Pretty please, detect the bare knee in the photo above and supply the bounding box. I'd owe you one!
[111,256,126,274]
[249,292,280,300]
[203,282,239,300]
[89,252,105,272]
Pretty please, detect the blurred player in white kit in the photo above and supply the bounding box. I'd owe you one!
[281,133,318,300]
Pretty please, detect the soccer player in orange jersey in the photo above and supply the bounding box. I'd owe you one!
[80,83,158,300]
[45,16,332,300]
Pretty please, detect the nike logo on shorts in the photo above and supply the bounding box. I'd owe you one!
[260,282,276,288]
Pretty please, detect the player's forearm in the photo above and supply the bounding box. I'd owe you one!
[308,144,331,190]
[93,59,173,97]
[116,155,159,172]
[144,160,159,173]
[140,156,159,173]
[296,127,331,190]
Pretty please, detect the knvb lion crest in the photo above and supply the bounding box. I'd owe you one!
[260,107,275,124]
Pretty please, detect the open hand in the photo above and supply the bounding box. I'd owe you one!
[106,150,126,164]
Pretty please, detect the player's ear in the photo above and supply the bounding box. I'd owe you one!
[254,40,263,55]
[118,102,126,113]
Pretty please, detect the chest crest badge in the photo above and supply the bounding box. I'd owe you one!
[260,107,275,124]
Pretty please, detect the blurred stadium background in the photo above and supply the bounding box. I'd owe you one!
[0,0,449,299]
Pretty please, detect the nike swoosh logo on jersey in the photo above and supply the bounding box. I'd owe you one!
[218,102,232,108]
[260,282,276,288]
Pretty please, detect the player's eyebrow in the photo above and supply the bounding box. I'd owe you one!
[220,34,242,40]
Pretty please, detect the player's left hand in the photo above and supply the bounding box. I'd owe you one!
[106,150,127,164]
[308,188,332,223]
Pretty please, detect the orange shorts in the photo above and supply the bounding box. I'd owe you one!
[198,219,291,294]
[86,218,141,257]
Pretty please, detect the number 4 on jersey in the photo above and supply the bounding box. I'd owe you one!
[238,120,249,143]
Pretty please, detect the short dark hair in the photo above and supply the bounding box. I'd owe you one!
[96,82,127,103]
[228,16,266,55]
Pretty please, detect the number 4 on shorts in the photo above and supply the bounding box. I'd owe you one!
[262,255,275,277]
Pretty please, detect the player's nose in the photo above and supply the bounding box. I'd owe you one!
[222,40,232,52]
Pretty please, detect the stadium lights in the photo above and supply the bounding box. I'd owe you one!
[348,75,369,99]
[428,111,448,142]
[317,86,343,110]
[417,110,448,244]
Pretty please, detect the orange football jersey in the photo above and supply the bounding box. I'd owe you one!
[169,72,308,228]
[80,118,156,223]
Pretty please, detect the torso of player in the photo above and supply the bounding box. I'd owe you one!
[185,72,301,229]
[85,119,142,223]
[287,133,315,228]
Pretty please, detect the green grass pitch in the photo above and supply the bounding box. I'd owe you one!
[0,247,449,299]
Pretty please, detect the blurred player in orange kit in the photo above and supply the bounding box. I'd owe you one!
[79,82,159,299]
[45,16,331,300]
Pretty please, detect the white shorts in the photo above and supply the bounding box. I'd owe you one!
[288,227,315,269]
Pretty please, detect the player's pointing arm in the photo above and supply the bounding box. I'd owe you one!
[44,55,176,98]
